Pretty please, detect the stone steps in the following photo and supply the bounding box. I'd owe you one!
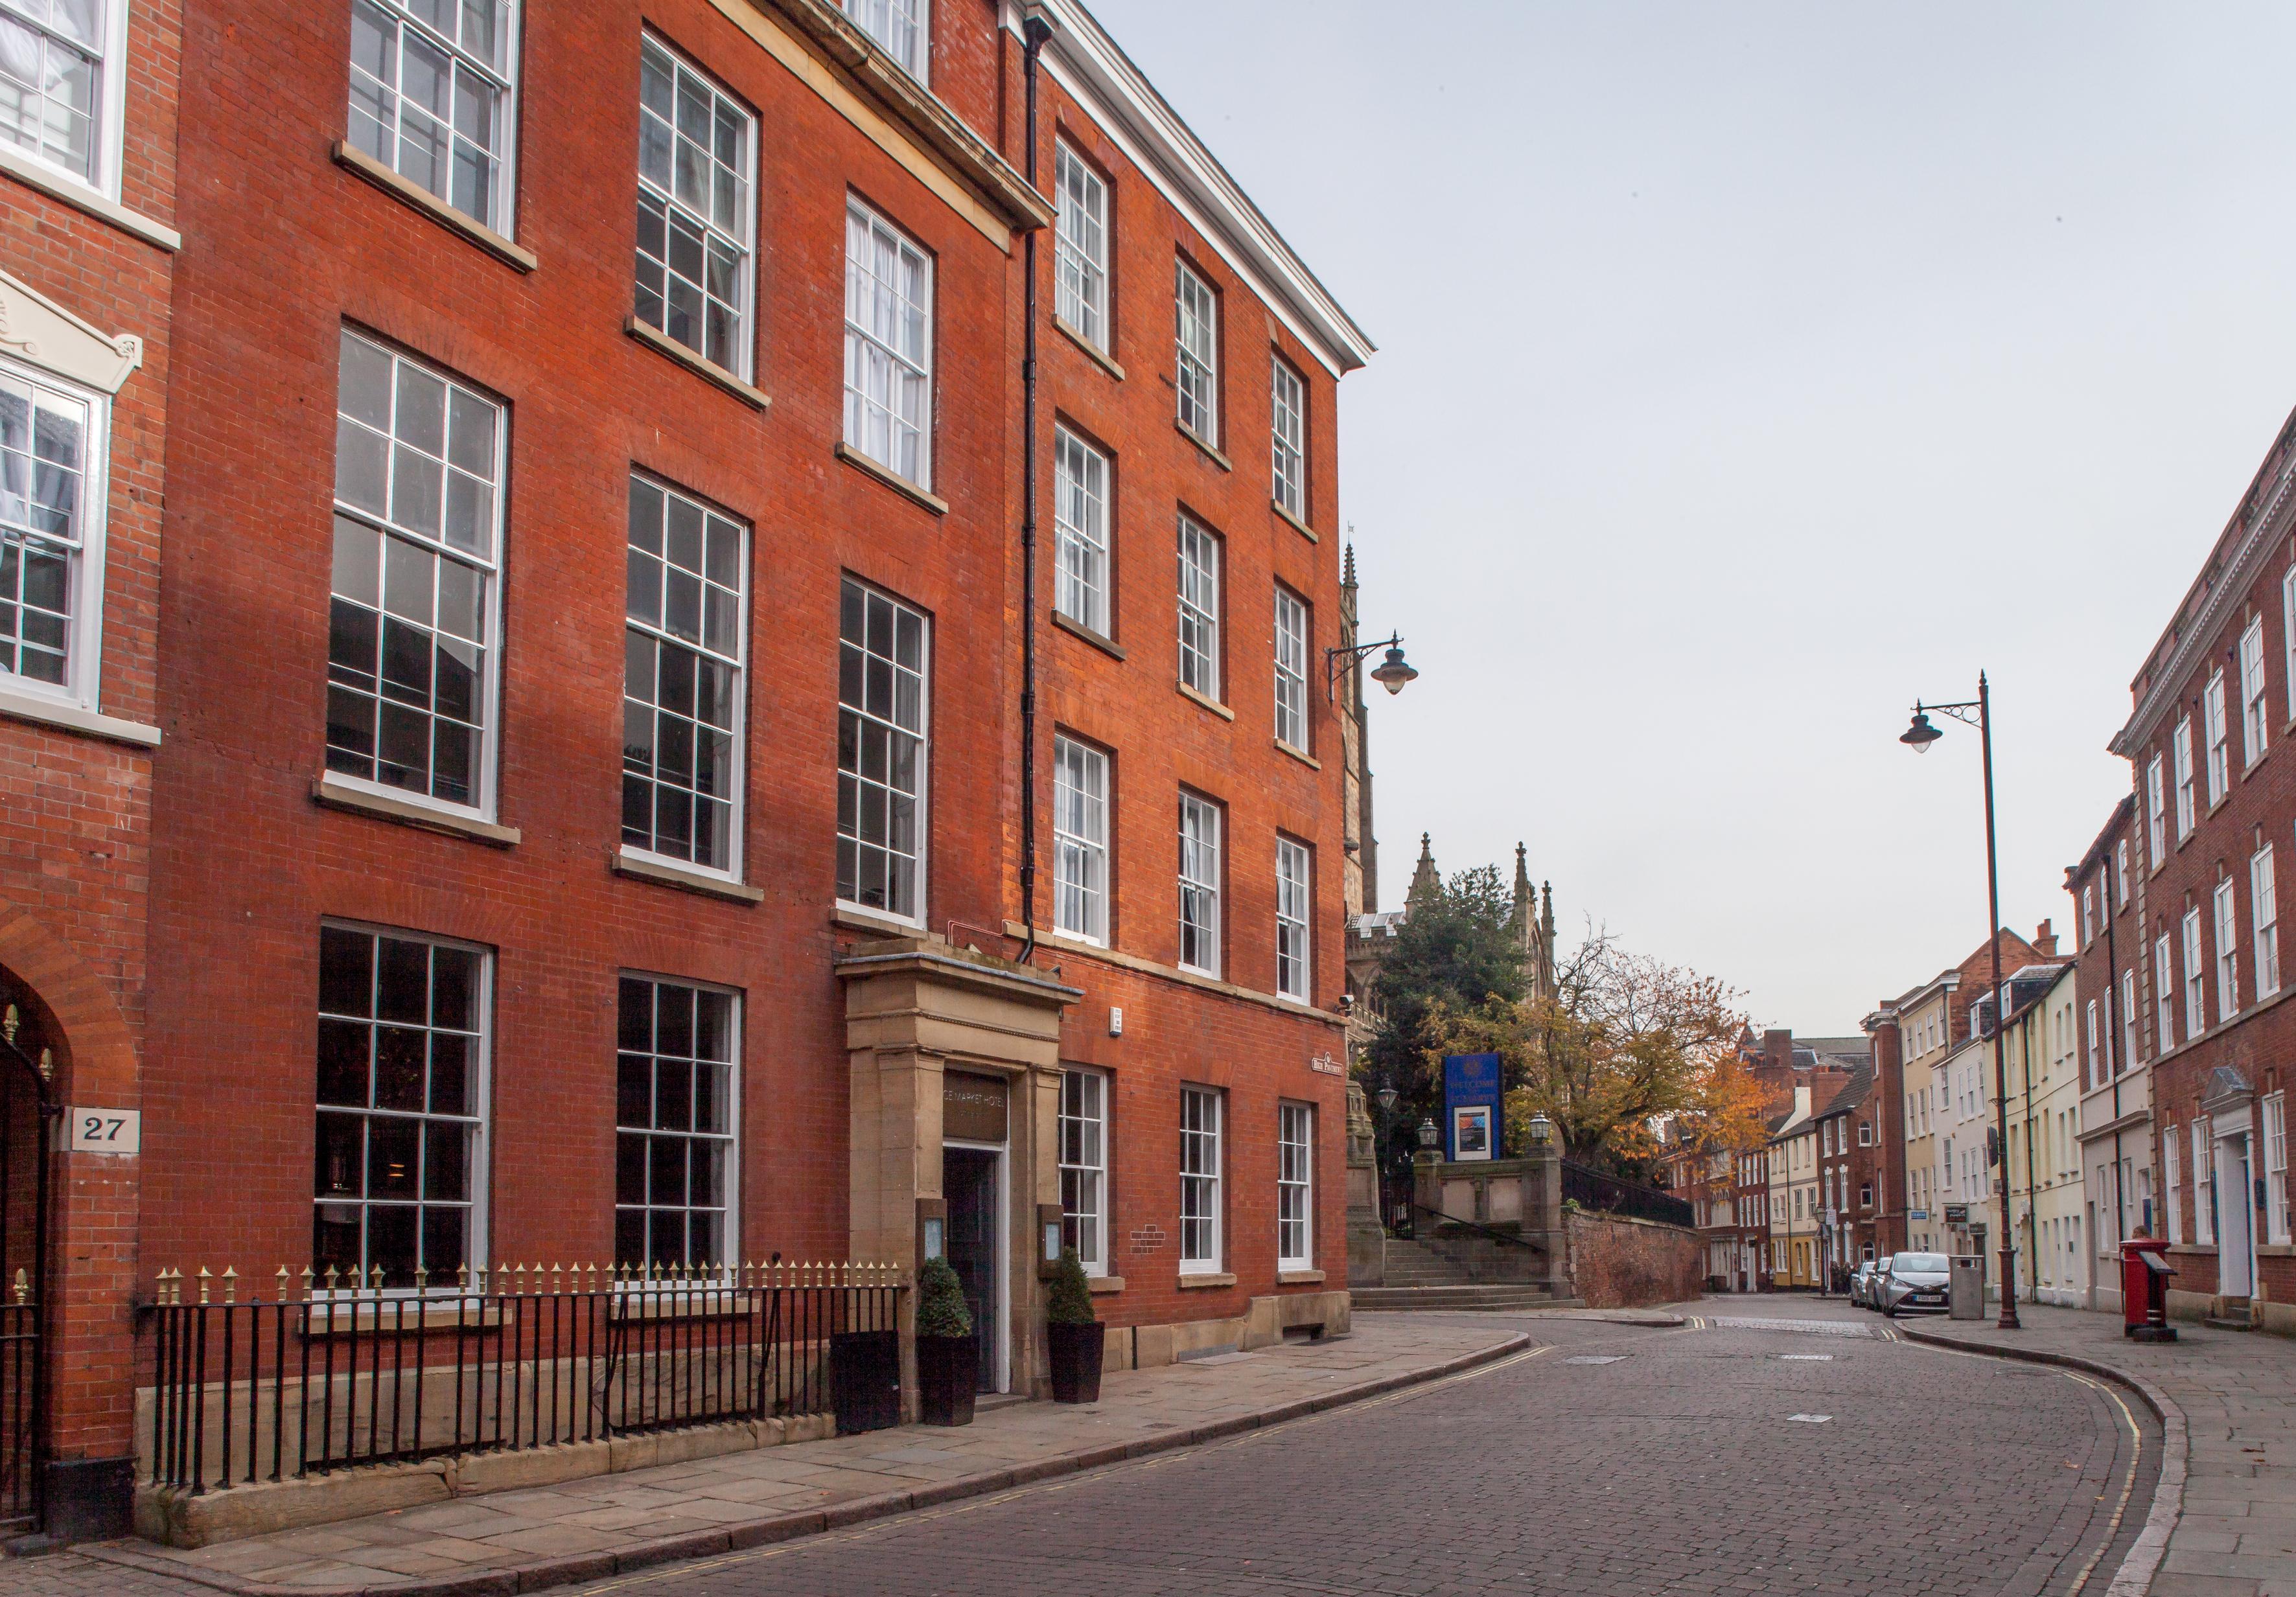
[1352,1284,1568,1312]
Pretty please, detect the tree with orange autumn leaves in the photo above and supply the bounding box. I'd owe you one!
[1426,931,1760,1175]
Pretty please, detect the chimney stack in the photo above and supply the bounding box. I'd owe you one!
[2032,918,2058,958]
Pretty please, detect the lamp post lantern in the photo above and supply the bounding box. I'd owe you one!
[1897,672,2020,1331]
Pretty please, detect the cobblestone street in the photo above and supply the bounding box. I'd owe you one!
[0,1300,2167,1597]
[546,1304,2147,1597]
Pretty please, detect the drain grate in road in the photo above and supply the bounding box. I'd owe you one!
[1563,1355,1625,1364]
[1705,1316,1874,1338]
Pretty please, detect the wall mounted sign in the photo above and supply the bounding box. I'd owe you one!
[1309,1053,1345,1076]
[942,1072,1008,1143]
[1442,1053,1502,1162]
[67,1107,139,1155]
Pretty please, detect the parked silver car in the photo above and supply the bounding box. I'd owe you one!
[1877,1252,1953,1316]
[1849,1259,1884,1308]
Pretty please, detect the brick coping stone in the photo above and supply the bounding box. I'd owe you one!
[74,1330,1532,1597]
[1892,1321,2185,1597]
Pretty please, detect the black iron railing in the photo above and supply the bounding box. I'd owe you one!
[1561,1160,1698,1228]
[141,1263,903,1495]
[1410,1203,1542,1250]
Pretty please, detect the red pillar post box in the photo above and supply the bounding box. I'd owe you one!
[2120,1237,2177,1342]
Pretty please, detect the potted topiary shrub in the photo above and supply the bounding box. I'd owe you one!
[914,1258,976,1426]
[1045,1248,1104,1403]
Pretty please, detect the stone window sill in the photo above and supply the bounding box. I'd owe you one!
[313,773,520,846]
[835,442,947,515]
[1176,420,1232,472]
[1276,739,1320,770]
[1053,316,1125,381]
[0,683,159,748]
[1052,610,1124,659]
[834,903,926,938]
[1178,681,1234,720]
[1273,498,1317,542]
[332,141,536,271]
[1276,1269,1325,1285]
[614,849,764,903]
[0,143,178,251]
[1087,1275,1126,1294]
[625,318,771,409]
[1177,1272,1236,1289]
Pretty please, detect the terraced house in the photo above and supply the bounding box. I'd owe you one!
[0,0,1376,1541]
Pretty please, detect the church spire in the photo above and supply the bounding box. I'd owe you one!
[1406,833,1439,907]
[1508,842,1532,943]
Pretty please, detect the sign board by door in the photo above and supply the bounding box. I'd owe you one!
[66,1108,139,1155]
[943,1072,1008,1143]
[1443,1054,1502,1162]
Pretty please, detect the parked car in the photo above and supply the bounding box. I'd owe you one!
[1877,1252,1953,1316]
[1850,1259,1883,1308]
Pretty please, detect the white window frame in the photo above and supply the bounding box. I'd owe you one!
[2216,877,2240,1022]
[0,0,130,198]
[2206,670,2229,806]
[1273,586,1308,753]
[2285,568,2296,724]
[623,474,748,880]
[1059,1066,1108,1274]
[2193,1120,2214,1245]
[1177,513,1220,701]
[1052,735,1107,945]
[840,0,928,82]
[2146,754,2166,867]
[1177,790,1222,977]
[842,200,933,490]
[1053,426,1110,637]
[2164,1125,2181,1245]
[2081,884,2094,948]
[1179,1085,1223,1273]
[2157,932,2176,1051]
[2256,843,2281,1000]
[2244,615,2271,768]
[1270,354,1306,521]
[1276,835,1311,1002]
[2116,838,2131,906]
[1053,142,1108,350]
[635,33,756,378]
[2121,967,2139,1071]
[0,353,110,711]
[347,0,521,235]
[327,328,505,821]
[2085,999,2101,1090]
[836,578,930,923]
[614,973,740,1274]
[2266,1092,2290,1247]
[1174,258,1218,443]
[1277,1100,1314,1270]
[2175,717,2196,839]
[2183,909,2205,1039]
[313,921,493,1292]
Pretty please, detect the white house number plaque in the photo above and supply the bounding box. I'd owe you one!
[67,1109,140,1155]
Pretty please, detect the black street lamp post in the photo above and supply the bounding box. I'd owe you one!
[1899,672,2021,1331]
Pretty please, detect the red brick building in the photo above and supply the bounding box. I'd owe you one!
[2107,406,2296,1327]
[8,0,1374,1537]
[0,0,181,1539]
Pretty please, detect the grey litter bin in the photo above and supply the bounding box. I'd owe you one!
[1949,1255,1985,1320]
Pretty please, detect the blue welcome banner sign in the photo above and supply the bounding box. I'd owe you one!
[1442,1053,1503,1162]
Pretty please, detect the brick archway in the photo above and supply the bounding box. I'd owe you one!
[0,902,141,1539]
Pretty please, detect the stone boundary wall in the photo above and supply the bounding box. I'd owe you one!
[1565,1210,1703,1309]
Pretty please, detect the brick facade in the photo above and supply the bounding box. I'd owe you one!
[2111,405,2296,1315]
[0,0,181,1536]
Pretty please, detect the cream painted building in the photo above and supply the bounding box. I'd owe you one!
[2006,965,2087,1307]
[1768,1081,1824,1289]
[1894,972,1962,1254]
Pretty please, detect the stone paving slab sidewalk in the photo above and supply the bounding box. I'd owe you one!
[76,1319,1525,1597]
[1886,1301,2296,1597]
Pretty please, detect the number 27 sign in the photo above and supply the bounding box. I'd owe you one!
[67,1109,140,1155]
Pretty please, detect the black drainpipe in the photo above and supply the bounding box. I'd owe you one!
[1017,6,1052,965]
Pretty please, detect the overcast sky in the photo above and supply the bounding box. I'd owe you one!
[1091,0,2296,1035]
